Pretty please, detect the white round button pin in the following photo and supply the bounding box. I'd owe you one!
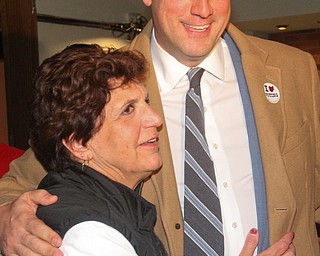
[263,83,280,104]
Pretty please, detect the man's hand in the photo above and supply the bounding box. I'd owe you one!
[0,190,63,256]
[240,228,296,256]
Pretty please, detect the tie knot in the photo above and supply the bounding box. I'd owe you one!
[187,67,205,89]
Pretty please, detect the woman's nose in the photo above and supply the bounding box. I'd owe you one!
[143,106,163,128]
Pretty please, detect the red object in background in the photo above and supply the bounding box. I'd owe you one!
[0,143,24,178]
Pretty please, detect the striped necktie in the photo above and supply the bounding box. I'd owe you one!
[184,67,224,255]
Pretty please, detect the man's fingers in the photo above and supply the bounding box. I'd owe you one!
[4,215,63,256]
[13,243,43,256]
[13,242,62,256]
[22,227,63,256]
[0,190,63,256]
[239,228,259,256]
[24,215,62,248]
[24,189,58,208]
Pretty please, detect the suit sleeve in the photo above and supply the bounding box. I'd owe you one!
[0,148,46,206]
[310,55,320,222]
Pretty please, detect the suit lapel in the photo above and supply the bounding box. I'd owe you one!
[227,24,296,242]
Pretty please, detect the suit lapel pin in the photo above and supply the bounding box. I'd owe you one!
[263,82,280,104]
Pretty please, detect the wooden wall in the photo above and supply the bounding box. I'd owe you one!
[0,61,8,143]
[0,0,39,149]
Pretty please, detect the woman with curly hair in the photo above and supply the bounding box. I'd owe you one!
[31,44,166,256]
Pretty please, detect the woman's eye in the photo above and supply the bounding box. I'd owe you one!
[123,104,134,115]
[145,98,150,105]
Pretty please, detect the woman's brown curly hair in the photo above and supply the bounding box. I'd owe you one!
[29,44,147,172]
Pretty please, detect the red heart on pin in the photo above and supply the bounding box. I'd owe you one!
[268,85,274,92]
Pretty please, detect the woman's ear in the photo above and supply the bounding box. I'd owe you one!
[143,0,151,7]
[62,137,90,161]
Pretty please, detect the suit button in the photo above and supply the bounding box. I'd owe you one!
[175,223,181,229]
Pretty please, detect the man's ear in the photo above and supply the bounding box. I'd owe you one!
[62,137,90,161]
[143,0,152,7]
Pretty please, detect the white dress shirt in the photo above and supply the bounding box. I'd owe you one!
[151,30,258,255]
[60,221,138,256]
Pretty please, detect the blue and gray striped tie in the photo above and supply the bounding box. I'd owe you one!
[184,67,224,255]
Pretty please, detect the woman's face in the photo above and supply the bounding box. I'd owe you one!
[87,82,163,189]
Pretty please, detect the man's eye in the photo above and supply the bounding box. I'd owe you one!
[123,104,134,115]
[145,98,150,105]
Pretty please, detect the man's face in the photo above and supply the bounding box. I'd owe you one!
[143,0,230,67]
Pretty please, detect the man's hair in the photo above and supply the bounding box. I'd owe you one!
[29,44,147,172]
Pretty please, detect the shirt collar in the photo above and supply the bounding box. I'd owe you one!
[151,30,188,93]
[200,38,225,81]
[151,29,226,94]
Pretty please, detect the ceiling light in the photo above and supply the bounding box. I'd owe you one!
[277,25,288,31]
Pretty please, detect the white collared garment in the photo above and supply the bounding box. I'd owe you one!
[151,30,258,255]
[60,221,138,256]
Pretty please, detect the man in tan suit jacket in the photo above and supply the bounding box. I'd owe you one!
[127,20,320,255]
[0,0,318,255]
